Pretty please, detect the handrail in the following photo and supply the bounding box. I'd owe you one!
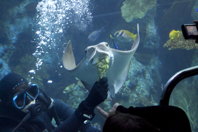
[160,65,198,105]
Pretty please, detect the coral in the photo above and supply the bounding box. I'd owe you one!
[62,80,87,108]
[121,0,156,23]
[112,57,161,107]
[0,44,14,62]
[144,19,159,49]
[6,17,34,43]
[163,30,198,50]
[122,58,159,106]
[1,0,35,43]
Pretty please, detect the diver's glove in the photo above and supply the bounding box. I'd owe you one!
[37,88,54,110]
[85,77,108,108]
[75,78,108,123]
[28,102,43,117]
[27,89,53,117]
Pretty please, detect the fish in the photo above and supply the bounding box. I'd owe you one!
[109,34,118,49]
[88,27,105,42]
[62,24,140,99]
[111,29,137,43]
[169,30,180,40]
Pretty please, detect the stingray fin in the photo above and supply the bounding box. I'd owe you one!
[131,24,140,50]
[62,40,76,70]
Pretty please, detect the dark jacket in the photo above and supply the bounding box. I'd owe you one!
[0,99,100,132]
[116,105,191,132]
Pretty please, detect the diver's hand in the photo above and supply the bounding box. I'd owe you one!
[75,78,108,122]
[37,88,53,109]
[96,103,121,118]
[85,77,108,108]
[28,102,43,117]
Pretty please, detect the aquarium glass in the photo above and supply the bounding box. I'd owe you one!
[0,0,197,131]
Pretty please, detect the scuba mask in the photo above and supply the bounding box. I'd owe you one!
[12,84,40,111]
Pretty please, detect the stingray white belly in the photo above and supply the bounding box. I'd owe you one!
[63,24,140,98]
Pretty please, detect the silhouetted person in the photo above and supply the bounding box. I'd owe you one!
[103,112,160,132]
[101,103,191,132]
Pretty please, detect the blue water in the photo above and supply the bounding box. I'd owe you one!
[0,0,197,131]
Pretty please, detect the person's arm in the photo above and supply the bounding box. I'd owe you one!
[38,87,101,132]
[50,99,73,122]
[52,78,108,132]
[49,99,99,132]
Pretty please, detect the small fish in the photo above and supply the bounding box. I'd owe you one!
[110,29,137,49]
[88,27,105,42]
[111,30,137,43]
[110,34,119,49]
[169,30,180,40]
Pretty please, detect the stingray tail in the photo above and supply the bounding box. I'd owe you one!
[62,40,77,70]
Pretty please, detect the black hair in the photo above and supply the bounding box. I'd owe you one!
[103,112,160,132]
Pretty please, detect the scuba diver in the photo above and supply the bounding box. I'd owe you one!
[0,72,108,132]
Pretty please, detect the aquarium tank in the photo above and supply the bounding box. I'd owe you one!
[0,0,197,131]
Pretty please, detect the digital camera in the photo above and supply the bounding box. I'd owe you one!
[181,20,198,43]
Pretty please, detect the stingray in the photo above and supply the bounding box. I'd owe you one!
[62,24,140,98]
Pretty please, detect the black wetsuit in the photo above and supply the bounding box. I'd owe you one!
[0,99,101,132]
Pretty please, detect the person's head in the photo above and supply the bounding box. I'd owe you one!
[103,112,160,132]
[0,72,39,112]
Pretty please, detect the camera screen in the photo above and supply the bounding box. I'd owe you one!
[186,25,198,36]
[182,24,198,39]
